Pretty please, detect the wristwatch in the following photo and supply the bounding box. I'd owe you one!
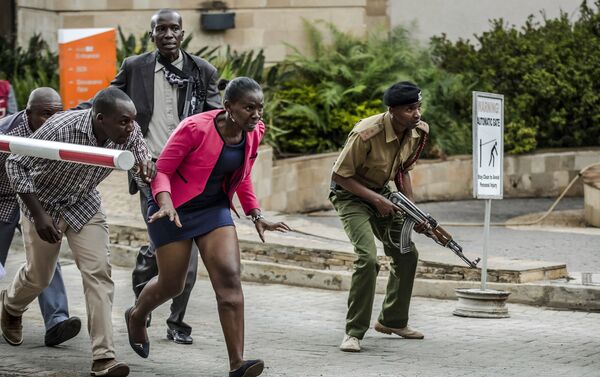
[251,213,264,223]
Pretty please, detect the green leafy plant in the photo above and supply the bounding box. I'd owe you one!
[211,46,266,82]
[505,121,537,154]
[262,20,471,157]
[431,0,600,151]
[116,26,152,65]
[0,34,58,110]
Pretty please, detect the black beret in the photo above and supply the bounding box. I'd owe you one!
[383,81,422,107]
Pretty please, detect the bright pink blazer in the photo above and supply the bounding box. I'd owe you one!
[151,109,263,214]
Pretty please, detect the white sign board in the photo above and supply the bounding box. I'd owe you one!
[472,92,504,199]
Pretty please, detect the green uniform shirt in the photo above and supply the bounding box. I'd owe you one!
[332,111,429,189]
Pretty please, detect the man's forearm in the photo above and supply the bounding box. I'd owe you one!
[400,172,415,202]
[18,192,46,217]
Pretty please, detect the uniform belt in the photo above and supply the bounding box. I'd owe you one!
[330,181,384,193]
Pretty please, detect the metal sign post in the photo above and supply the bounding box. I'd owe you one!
[481,199,491,290]
[454,91,510,318]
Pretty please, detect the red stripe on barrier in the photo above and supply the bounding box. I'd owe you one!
[59,150,115,168]
[0,141,11,152]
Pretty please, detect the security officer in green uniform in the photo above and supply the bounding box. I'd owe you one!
[330,81,429,352]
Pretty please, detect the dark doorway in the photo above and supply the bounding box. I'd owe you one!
[0,0,17,44]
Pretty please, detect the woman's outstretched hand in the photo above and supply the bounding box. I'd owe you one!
[148,204,182,228]
[254,218,291,243]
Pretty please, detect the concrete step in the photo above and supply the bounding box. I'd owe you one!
[99,222,595,311]
[2,216,582,310]
[100,245,599,311]
[108,220,568,285]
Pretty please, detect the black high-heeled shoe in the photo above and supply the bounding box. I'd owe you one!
[124,307,150,358]
[229,359,264,377]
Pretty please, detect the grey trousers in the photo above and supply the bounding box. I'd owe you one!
[0,208,69,331]
[131,185,198,335]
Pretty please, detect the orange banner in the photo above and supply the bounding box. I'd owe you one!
[58,28,116,109]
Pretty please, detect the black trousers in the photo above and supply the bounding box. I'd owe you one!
[131,185,198,335]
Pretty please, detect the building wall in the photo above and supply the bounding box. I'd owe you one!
[255,148,599,213]
[98,147,600,217]
[390,0,583,43]
[16,0,388,62]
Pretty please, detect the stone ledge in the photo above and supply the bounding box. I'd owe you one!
[107,223,568,284]
[53,242,595,310]
[235,261,600,311]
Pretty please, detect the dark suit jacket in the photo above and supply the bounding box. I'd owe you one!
[111,50,222,137]
[0,110,24,134]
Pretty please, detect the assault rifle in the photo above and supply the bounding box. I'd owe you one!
[389,191,480,268]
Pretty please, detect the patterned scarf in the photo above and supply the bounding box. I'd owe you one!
[394,132,428,191]
[158,53,206,118]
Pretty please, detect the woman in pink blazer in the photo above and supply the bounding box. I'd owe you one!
[125,77,289,377]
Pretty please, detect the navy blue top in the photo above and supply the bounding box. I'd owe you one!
[146,128,246,247]
[179,132,246,210]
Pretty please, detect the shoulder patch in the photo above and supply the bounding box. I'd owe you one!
[358,125,383,141]
[354,113,385,141]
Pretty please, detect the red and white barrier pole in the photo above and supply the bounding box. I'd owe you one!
[0,134,135,171]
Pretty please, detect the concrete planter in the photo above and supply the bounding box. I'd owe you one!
[453,288,511,318]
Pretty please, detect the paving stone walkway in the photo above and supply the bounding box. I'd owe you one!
[1,254,599,377]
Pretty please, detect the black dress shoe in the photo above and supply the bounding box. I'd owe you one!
[124,307,149,358]
[166,329,193,345]
[44,316,81,347]
[229,360,264,377]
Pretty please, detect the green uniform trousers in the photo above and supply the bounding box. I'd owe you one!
[330,187,418,339]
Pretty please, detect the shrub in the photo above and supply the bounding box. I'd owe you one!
[0,34,58,109]
[431,0,600,151]
[265,81,382,156]
[505,121,537,154]
[264,21,469,157]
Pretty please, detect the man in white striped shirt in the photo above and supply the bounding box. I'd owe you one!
[1,87,155,377]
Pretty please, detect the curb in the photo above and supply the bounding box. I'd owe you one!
[105,244,600,311]
[235,260,600,311]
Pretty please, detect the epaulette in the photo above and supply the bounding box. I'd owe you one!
[354,113,385,141]
[358,125,383,141]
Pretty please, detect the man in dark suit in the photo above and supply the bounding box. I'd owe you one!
[111,8,221,345]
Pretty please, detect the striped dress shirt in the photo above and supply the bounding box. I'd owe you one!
[6,109,150,232]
